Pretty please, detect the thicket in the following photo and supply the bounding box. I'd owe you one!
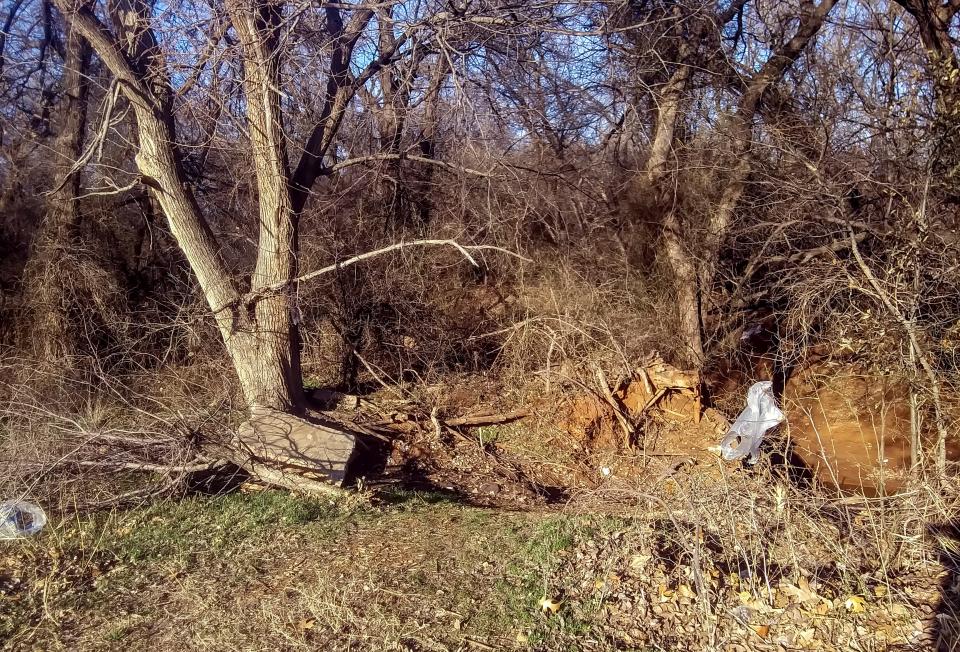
[0,0,957,503]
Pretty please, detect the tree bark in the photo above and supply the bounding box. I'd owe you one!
[376,7,409,231]
[408,58,449,227]
[646,56,704,363]
[225,0,304,411]
[22,6,92,365]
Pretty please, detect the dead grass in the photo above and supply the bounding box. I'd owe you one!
[2,459,957,652]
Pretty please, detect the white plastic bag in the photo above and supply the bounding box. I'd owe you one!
[0,500,47,539]
[719,381,784,464]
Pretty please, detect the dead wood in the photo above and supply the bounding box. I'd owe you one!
[443,409,530,427]
[367,408,530,431]
[594,365,634,449]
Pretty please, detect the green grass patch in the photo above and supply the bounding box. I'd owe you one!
[483,514,633,647]
[0,490,363,644]
[106,490,348,564]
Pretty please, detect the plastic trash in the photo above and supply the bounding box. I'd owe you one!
[0,500,47,539]
[741,322,765,341]
[719,381,784,464]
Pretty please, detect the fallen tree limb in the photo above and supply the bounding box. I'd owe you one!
[443,409,530,428]
[367,408,530,431]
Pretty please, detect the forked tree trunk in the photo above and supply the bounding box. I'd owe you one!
[650,0,837,362]
[54,0,302,412]
[633,2,753,365]
[51,0,372,488]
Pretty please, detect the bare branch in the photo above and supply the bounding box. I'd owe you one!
[330,152,492,177]
[213,240,530,314]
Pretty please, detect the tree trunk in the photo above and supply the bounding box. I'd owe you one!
[662,208,704,363]
[697,0,837,352]
[893,0,960,179]
[642,39,703,363]
[289,5,374,215]
[376,8,414,231]
[226,0,304,412]
[52,0,358,488]
[22,10,91,365]
[412,60,449,226]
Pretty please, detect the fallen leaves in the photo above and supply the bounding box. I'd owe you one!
[780,577,821,605]
[750,623,771,639]
[844,595,866,613]
[297,618,315,631]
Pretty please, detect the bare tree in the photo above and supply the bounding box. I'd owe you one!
[625,0,751,364]
[19,1,94,365]
[619,0,839,363]
[36,0,539,487]
[893,0,960,180]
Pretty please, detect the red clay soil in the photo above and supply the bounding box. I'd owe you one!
[784,362,960,495]
[558,358,960,497]
[558,373,728,460]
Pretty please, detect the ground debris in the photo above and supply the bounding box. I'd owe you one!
[558,357,728,465]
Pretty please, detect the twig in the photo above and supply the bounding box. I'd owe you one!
[74,459,227,473]
[639,387,669,415]
[83,432,177,447]
[79,477,187,509]
[353,349,407,401]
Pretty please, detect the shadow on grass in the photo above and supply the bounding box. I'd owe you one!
[182,426,570,510]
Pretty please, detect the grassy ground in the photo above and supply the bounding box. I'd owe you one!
[2,482,949,651]
[1,490,622,651]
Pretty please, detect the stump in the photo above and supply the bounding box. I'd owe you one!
[236,408,357,488]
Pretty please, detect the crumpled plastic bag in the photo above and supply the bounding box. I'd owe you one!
[0,500,47,539]
[719,381,784,464]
